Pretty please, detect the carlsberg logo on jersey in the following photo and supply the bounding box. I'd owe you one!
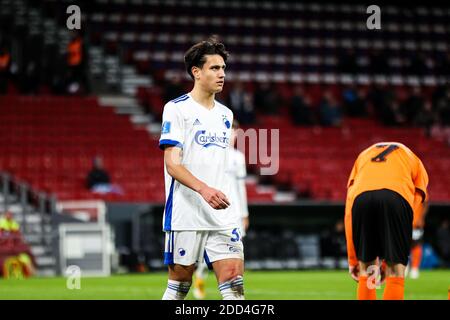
[194,130,230,148]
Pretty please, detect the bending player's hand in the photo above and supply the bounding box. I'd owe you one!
[198,185,230,210]
[349,264,360,282]
[379,260,387,285]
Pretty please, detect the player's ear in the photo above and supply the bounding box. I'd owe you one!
[191,66,201,80]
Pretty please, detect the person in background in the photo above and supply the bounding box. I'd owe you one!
[345,142,428,300]
[436,219,450,268]
[66,31,89,94]
[159,39,245,300]
[193,120,250,299]
[86,156,123,195]
[0,44,11,94]
[406,202,428,279]
[0,211,20,245]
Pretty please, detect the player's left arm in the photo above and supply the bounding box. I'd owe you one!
[345,161,359,281]
[412,157,429,222]
[413,158,429,201]
[345,200,359,281]
[164,146,230,209]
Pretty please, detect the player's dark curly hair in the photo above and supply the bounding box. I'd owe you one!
[184,38,229,80]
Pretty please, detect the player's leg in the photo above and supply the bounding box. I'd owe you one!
[162,231,205,300]
[409,229,424,279]
[352,191,380,300]
[205,229,245,300]
[357,260,379,300]
[193,260,208,299]
[163,264,196,300]
[382,263,407,300]
[377,189,413,300]
[213,258,244,300]
[409,244,422,279]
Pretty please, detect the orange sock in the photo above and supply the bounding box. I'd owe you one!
[357,276,377,300]
[383,277,404,300]
[411,245,422,269]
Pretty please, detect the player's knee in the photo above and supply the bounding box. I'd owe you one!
[386,263,406,277]
[220,264,242,282]
[169,264,195,282]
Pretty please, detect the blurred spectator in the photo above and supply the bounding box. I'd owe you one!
[0,44,11,94]
[435,88,450,126]
[337,48,358,74]
[414,101,436,137]
[368,50,389,75]
[0,211,36,278]
[66,31,89,94]
[369,85,404,126]
[320,219,347,269]
[44,43,65,94]
[0,211,20,240]
[254,82,279,115]
[0,211,23,253]
[163,73,184,102]
[86,156,123,195]
[227,81,255,124]
[319,91,342,127]
[401,86,425,125]
[383,101,405,127]
[436,219,450,267]
[342,86,367,117]
[406,52,429,76]
[441,52,450,77]
[291,86,314,126]
[19,34,43,94]
[432,84,448,107]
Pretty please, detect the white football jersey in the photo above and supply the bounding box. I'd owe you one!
[226,148,249,235]
[159,93,239,231]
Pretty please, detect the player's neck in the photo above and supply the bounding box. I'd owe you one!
[189,87,215,110]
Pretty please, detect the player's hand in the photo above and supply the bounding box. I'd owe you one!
[379,260,387,285]
[198,186,230,210]
[349,264,359,282]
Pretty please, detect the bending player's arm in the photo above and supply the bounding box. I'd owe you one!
[412,157,429,231]
[164,146,230,210]
[345,202,359,282]
[345,163,359,281]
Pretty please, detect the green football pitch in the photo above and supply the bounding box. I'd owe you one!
[1,270,449,300]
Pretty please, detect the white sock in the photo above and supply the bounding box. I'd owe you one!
[218,276,245,300]
[162,280,191,300]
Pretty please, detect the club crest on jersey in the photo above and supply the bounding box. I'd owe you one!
[161,121,171,134]
[222,115,231,129]
[194,130,229,148]
[178,248,186,256]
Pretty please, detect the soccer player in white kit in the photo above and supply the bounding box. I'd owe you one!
[159,40,245,300]
[193,120,250,299]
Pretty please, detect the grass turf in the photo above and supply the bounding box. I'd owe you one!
[1,270,448,300]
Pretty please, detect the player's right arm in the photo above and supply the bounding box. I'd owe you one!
[164,146,230,210]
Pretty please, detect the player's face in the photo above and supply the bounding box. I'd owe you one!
[196,54,226,93]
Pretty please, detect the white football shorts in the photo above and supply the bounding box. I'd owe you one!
[164,228,244,267]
